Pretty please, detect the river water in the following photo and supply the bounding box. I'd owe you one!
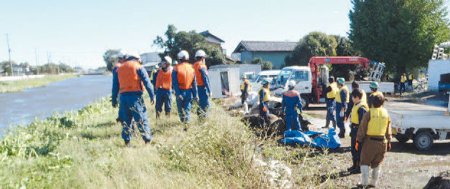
[0,75,112,134]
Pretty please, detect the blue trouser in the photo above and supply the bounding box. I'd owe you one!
[400,83,406,95]
[259,102,269,126]
[197,86,210,118]
[176,89,193,123]
[155,89,172,113]
[336,102,345,136]
[350,126,361,161]
[326,99,336,121]
[119,94,152,141]
[285,112,300,131]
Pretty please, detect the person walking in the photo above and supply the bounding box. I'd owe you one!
[172,50,198,126]
[407,72,414,90]
[335,78,349,138]
[153,56,173,119]
[240,74,251,113]
[348,89,368,174]
[357,94,392,188]
[112,53,155,147]
[112,50,127,122]
[281,81,303,131]
[400,73,407,96]
[323,77,337,128]
[193,50,212,120]
[367,82,383,108]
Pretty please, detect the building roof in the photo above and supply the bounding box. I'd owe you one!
[233,41,298,53]
[200,30,225,43]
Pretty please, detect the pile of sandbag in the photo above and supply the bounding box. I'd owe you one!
[280,128,341,149]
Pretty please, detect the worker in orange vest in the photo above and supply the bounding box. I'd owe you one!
[112,50,127,123]
[112,53,155,147]
[153,56,173,119]
[193,50,212,120]
[172,50,198,125]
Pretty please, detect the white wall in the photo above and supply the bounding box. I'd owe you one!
[208,67,240,99]
[428,59,450,91]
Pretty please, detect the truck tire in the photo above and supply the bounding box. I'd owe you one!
[413,131,434,151]
[300,95,310,110]
[395,135,409,143]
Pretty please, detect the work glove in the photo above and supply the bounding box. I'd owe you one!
[344,116,348,122]
[388,141,392,151]
[209,92,212,97]
[150,98,155,105]
[112,100,118,108]
[177,95,184,101]
[193,96,199,102]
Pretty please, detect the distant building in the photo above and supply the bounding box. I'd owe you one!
[232,41,297,69]
[200,30,226,54]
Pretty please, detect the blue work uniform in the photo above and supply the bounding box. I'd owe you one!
[153,67,173,114]
[324,82,338,127]
[335,86,349,138]
[172,62,198,123]
[194,61,211,119]
[258,87,270,126]
[281,89,303,131]
[112,60,155,141]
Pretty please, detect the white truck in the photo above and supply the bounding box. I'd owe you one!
[272,57,394,109]
[390,95,450,151]
[251,70,281,92]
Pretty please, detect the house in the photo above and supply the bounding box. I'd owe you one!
[232,41,298,69]
[200,30,226,54]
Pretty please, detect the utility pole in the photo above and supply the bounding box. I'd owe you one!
[35,48,39,75]
[5,33,12,76]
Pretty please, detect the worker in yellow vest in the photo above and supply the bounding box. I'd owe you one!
[348,89,368,174]
[335,78,349,138]
[258,79,282,126]
[400,73,407,96]
[346,81,367,122]
[407,72,414,90]
[323,77,338,128]
[357,94,392,188]
[240,74,251,112]
[368,82,384,108]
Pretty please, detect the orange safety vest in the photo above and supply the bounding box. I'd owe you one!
[175,62,195,90]
[193,61,207,86]
[117,60,144,93]
[283,90,300,97]
[155,68,173,90]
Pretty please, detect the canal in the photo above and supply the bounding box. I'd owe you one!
[0,75,112,134]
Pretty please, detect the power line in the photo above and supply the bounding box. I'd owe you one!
[5,33,12,76]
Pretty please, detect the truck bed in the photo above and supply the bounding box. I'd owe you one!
[346,81,394,94]
[390,110,450,130]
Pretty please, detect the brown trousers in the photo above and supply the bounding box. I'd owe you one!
[360,136,387,168]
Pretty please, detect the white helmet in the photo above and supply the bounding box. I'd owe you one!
[195,50,207,58]
[162,56,172,65]
[127,52,141,61]
[116,50,127,59]
[288,80,296,88]
[177,50,189,60]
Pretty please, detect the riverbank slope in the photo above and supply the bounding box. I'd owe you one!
[0,74,79,93]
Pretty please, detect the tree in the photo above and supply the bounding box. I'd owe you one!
[251,58,273,70]
[153,24,224,66]
[103,49,120,71]
[0,60,17,75]
[285,32,337,66]
[349,0,450,74]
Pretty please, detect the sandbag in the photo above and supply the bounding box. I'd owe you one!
[281,130,312,146]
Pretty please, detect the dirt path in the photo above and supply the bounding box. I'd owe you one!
[303,98,450,188]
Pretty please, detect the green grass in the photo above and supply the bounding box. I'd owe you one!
[0,74,79,93]
[0,97,344,188]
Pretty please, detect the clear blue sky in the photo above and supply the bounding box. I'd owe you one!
[0,0,375,69]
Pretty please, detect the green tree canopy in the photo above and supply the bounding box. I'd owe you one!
[251,58,273,70]
[0,61,17,74]
[285,31,337,66]
[103,49,120,71]
[153,24,224,66]
[349,0,450,74]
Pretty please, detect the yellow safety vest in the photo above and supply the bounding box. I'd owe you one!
[327,82,338,99]
[401,76,407,83]
[336,86,349,103]
[150,69,158,81]
[241,81,251,91]
[408,74,413,80]
[367,108,390,136]
[351,103,368,125]
[419,73,425,79]
[258,87,270,102]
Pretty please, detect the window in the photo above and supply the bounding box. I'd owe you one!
[291,71,309,83]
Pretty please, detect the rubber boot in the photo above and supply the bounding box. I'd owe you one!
[243,102,249,113]
[369,167,381,187]
[124,140,131,147]
[352,160,361,174]
[359,165,370,187]
[347,159,357,171]
[323,119,330,128]
[332,121,337,129]
[165,112,171,117]
[144,139,151,144]
[156,112,161,119]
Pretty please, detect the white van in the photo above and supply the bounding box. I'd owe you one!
[251,70,281,91]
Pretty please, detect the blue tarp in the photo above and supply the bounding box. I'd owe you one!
[281,128,341,149]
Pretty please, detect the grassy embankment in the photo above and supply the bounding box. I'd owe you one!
[0,96,346,188]
[0,74,78,93]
